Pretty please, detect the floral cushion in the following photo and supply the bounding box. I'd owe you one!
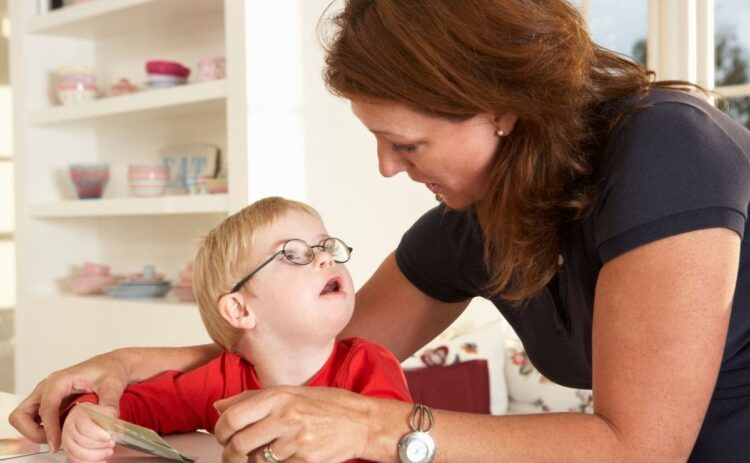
[504,336,594,414]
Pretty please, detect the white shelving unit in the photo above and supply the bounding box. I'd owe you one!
[29,79,226,125]
[25,0,221,39]
[10,0,308,393]
[29,194,230,218]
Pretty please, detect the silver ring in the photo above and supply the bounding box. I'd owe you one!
[262,444,283,463]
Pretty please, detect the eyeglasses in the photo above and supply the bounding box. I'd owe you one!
[230,237,353,293]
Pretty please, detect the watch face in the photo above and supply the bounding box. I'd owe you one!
[399,432,436,463]
[407,440,429,460]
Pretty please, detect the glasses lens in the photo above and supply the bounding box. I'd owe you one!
[324,238,351,263]
[283,239,313,264]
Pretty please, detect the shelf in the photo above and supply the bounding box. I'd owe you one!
[34,293,198,312]
[26,0,223,40]
[29,80,226,125]
[30,194,229,218]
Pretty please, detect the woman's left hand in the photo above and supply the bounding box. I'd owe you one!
[214,386,374,463]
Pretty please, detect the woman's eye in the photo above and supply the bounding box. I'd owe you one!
[392,143,417,153]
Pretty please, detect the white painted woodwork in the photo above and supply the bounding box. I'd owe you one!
[10,0,501,395]
[29,194,229,218]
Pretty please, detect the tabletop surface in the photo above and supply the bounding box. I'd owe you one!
[1,392,222,463]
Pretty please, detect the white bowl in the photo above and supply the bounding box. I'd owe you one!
[147,73,186,84]
[129,179,167,197]
[58,88,98,105]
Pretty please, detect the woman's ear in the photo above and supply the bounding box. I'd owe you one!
[495,111,519,136]
[218,292,256,330]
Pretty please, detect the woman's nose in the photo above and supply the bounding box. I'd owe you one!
[377,149,409,178]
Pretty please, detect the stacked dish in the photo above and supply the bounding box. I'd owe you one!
[104,280,171,299]
[200,176,228,194]
[56,66,98,105]
[146,60,190,88]
[69,262,123,295]
[105,265,171,299]
[171,261,195,302]
[196,56,225,82]
[128,163,169,197]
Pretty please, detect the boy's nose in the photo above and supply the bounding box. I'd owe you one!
[314,248,335,268]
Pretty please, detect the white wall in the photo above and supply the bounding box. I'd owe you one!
[300,0,500,331]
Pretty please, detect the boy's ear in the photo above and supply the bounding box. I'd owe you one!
[218,292,256,330]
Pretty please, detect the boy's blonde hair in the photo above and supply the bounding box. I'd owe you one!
[193,196,322,350]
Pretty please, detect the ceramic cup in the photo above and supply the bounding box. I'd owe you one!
[56,66,98,105]
[83,262,110,276]
[196,56,225,82]
[69,163,110,199]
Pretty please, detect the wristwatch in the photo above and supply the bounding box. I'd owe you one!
[398,404,436,463]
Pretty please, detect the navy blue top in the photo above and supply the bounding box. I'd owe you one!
[396,89,750,460]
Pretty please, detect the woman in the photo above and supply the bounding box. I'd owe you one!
[11,0,750,461]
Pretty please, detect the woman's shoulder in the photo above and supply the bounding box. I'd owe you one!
[590,88,750,263]
[609,88,750,149]
[599,88,750,175]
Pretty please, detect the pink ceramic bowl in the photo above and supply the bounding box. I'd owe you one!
[200,177,228,194]
[57,74,96,86]
[128,179,168,197]
[83,262,110,276]
[70,274,123,295]
[145,60,190,78]
[178,268,194,285]
[128,164,169,180]
[172,284,195,302]
[69,163,110,199]
[196,56,225,82]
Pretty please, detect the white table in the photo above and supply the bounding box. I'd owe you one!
[1,392,222,462]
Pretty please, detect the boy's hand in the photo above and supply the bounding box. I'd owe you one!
[9,351,129,452]
[61,403,116,463]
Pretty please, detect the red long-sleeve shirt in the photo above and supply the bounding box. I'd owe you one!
[69,337,412,462]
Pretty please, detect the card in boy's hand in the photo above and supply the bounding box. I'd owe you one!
[77,403,196,462]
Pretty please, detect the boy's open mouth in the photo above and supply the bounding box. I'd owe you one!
[320,276,342,295]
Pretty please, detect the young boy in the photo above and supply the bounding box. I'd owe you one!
[60,197,412,462]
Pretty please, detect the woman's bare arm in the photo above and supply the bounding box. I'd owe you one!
[342,251,470,361]
[362,227,739,462]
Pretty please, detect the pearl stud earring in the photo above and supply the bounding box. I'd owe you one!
[497,129,505,137]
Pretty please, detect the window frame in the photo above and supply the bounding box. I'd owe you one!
[710,0,750,91]
[584,0,749,120]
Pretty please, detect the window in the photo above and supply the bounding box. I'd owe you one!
[0,160,14,309]
[714,0,750,128]
[0,0,13,393]
[585,0,648,65]
[0,0,13,310]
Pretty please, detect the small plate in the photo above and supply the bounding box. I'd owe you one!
[105,281,171,299]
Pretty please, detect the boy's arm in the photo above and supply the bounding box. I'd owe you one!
[63,352,230,435]
[10,343,222,452]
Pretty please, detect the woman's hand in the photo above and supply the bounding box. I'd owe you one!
[61,404,116,463]
[214,386,382,463]
[9,351,129,452]
[10,343,222,453]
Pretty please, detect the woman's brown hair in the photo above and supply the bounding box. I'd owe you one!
[321,0,684,303]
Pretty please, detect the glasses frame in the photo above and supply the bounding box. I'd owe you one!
[230,237,353,293]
